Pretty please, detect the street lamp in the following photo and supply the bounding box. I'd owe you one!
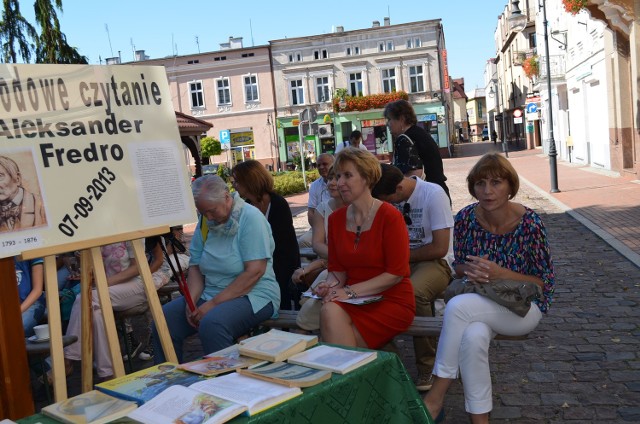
[488,82,508,158]
[510,0,560,192]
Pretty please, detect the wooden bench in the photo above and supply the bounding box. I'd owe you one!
[261,310,527,341]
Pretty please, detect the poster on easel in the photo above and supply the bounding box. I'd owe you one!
[0,64,197,259]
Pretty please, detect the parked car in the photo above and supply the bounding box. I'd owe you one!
[202,164,219,175]
[482,128,489,141]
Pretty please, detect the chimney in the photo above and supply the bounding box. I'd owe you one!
[135,50,149,61]
[220,36,243,50]
[106,57,121,65]
[372,20,380,27]
[336,25,344,33]
[384,17,390,26]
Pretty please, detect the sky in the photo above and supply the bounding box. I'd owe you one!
[22,0,508,90]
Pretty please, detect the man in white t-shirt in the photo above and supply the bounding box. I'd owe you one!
[334,130,369,154]
[298,153,334,248]
[373,163,453,392]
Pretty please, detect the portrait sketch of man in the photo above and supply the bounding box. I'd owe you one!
[0,152,48,233]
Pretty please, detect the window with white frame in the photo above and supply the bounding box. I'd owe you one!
[414,38,421,48]
[322,49,328,59]
[316,77,330,103]
[313,50,320,60]
[349,72,363,96]
[386,40,394,51]
[346,45,361,56]
[406,39,413,49]
[216,78,231,105]
[296,51,303,62]
[408,65,424,93]
[354,46,360,55]
[381,68,396,93]
[378,42,385,52]
[346,46,352,55]
[290,79,304,105]
[189,81,204,108]
[288,53,294,63]
[244,74,259,102]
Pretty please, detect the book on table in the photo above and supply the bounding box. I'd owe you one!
[179,354,264,377]
[41,390,137,424]
[238,330,317,362]
[126,385,246,424]
[186,372,302,416]
[94,362,208,405]
[237,361,331,387]
[287,345,377,374]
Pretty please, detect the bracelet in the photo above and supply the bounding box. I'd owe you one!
[343,285,358,299]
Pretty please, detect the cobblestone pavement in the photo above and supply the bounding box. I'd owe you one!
[31,143,640,423]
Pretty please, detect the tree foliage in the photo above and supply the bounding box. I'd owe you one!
[0,0,37,63]
[0,0,86,64]
[200,136,221,158]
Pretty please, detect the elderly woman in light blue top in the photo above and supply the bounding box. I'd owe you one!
[152,175,280,363]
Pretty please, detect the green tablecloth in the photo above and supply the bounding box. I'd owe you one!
[19,349,432,424]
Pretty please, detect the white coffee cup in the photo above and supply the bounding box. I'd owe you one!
[33,324,50,340]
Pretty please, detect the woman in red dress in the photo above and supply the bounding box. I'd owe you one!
[315,148,415,349]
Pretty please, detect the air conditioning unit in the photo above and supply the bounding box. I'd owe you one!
[318,124,334,138]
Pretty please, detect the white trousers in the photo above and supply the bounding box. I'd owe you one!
[432,293,542,414]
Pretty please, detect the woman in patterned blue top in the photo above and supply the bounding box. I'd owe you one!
[424,153,555,424]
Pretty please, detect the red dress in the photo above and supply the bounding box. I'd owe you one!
[327,202,416,348]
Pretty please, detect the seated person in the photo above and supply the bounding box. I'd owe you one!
[315,148,415,349]
[373,163,453,391]
[231,160,300,310]
[293,166,345,330]
[299,153,334,248]
[58,237,168,382]
[15,257,45,337]
[152,175,280,362]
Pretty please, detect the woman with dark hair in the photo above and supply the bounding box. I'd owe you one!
[424,153,555,423]
[384,99,450,202]
[231,160,300,310]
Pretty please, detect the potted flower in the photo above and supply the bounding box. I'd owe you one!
[522,55,539,79]
[562,0,588,15]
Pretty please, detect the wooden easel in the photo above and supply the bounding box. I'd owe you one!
[19,226,178,402]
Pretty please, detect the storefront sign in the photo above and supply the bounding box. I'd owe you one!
[230,131,254,147]
[361,119,386,127]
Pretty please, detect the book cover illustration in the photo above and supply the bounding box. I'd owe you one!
[41,390,137,424]
[238,361,331,387]
[179,355,263,377]
[127,385,246,424]
[95,363,207,405]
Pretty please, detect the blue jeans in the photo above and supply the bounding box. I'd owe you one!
[152,296,274,363]
[22,302,46,337]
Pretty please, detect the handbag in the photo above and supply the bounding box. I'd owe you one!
[444,278,542,317]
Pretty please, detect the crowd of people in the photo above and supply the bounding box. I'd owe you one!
[18,99,554,424]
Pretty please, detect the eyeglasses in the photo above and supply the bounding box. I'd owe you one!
[403,203,412,225]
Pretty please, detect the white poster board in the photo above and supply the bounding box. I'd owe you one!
[0,64,196,258]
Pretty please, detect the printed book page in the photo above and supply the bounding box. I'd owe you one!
[241,329,318,349]
[189,372,302,415]
[127,385,246,424]
[338,295,383,305]
[180,355,264,377]
[287,345,377,374]
[41,390,137,424]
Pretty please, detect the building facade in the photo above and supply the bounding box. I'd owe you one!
[270,18,454,163]
[133,38,280,171]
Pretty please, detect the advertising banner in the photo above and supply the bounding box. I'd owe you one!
[0,64,196,258]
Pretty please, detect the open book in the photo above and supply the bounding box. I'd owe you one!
[238,330,317,362]
[188,372,301,415]
[238,361,331,387]
[95,363,207,405]
[287,345,377,374]
[127,385,246,424]
[41,390,137,424]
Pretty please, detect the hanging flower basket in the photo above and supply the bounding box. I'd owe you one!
[522,56,539,79]
[333,91,409,113]
[562,0,588,15]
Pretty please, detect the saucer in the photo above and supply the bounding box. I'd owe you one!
[28,335,50,343]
